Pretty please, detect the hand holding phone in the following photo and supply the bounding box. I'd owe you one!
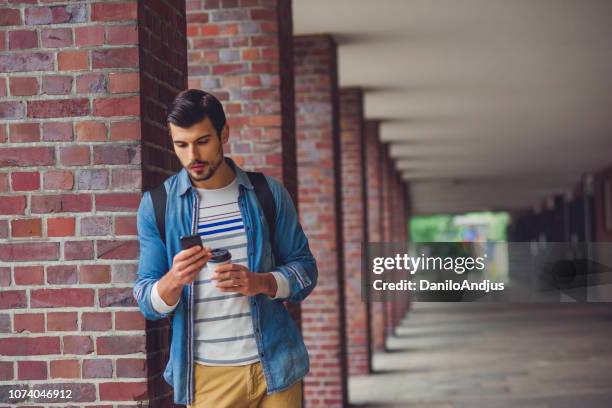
[168,235,211,287]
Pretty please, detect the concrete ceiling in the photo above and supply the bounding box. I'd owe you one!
[293,0,612,215]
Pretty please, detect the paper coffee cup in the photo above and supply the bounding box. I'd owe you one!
[206,248,232,275]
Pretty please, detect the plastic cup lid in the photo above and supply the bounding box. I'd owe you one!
[209,248,232,263]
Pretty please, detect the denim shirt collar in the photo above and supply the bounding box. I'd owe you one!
[176,156,254,196]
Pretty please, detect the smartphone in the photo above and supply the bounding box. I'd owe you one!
[179,234,203,251]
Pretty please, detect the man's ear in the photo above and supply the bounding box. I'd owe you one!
[220,124,229,144]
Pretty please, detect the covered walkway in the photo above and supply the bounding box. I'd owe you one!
[351,303,612,407]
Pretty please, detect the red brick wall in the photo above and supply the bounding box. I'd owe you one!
[294,35,347,407]
[0,1,187,406]
[339,88,371,376]
[186,0,296,198]
[365,120,385,353]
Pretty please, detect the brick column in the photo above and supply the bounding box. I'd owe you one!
[392,170,409,325]
[380,144,392,243]
[380,143,395,339]
[403,182,411,242]
[389,169,399,329]
[364,120,385,354]
[186,0,298,325]
[186,0,299,332]
[401,181,412,316]
[186,0,296,195]
[339,88,371,376]
[137,3,189,406]
[294,35,347,408]
[398,181,406,324]
[0,1,187,406]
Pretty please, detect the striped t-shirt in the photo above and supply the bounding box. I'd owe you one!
[192,177,260,366]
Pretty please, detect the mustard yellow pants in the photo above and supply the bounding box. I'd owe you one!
[186,362,302,408]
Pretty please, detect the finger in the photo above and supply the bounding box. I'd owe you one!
[213,263,240,273]
[176,244,203,260]
[216,278,242,288]
[174,254,204,274]
[218,284,243,292]
[213,263,245,274]
[181,257,208,277]
[173,259,190,276]
[212,270,237,281]
[184,245,202,255]
[210,271,224,281]
[178,250,209,271]
[179,268,200,284]
[213,269,244,281]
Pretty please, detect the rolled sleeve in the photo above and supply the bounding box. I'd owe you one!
[269,271,290,300]
[151,280,180,314]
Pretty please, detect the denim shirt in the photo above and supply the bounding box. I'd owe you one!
[132,157,318,405]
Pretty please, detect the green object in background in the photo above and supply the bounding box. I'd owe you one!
[410,211,510,242]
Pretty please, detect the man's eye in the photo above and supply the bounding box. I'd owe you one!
[198,140,209,144]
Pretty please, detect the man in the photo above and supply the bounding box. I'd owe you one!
[133,89,318,407]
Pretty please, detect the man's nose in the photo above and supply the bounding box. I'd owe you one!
[187,144,200,162]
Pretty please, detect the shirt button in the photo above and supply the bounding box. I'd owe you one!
[260,352,264,357]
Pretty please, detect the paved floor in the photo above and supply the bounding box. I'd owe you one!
[349,303,612,407]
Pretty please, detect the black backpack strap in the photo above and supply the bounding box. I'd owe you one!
[246,171,276,246]
[150,183,167,244]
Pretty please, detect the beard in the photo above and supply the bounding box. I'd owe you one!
[189,147,224,181]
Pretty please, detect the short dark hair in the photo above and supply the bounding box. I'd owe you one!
[166,89,227,136]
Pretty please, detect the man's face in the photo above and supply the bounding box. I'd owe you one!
[170,116,229,182]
